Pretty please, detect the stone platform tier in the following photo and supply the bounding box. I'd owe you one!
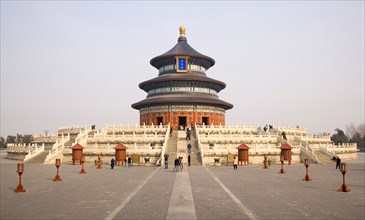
[6,124,358,166]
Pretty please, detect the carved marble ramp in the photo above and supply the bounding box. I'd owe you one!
[166,167,197,219]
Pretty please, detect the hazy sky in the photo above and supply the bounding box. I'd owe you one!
[1,1,364,137]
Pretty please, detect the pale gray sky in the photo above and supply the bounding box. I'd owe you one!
[1,1,364,137]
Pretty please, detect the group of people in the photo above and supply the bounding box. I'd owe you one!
[109,156,132,169]
[174,156,184,172]
[263,124,274,132]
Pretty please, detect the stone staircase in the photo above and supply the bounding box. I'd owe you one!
[314,150,334,165]
[26,151,49,164]
[176,130,201,166]
[189,130,202,166]
[165,131,178,168]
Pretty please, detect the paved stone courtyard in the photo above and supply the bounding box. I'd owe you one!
[1,152,364,220]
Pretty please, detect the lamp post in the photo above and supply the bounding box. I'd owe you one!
[279,155,285,174]
[303,158,312,181]
[14,162,26,193]
[53,158,62,181]
[338,163,350,192]
[79,155,87,174]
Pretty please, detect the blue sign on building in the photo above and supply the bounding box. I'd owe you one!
[176,56,188,72]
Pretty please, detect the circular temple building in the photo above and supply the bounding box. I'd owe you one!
[132,27,233,130]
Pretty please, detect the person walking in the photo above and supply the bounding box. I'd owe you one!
[187,143,192,154]
[127,156,132,167]
[188,155,191,166]
[282,131,287,141]
[110,158,115,169]
[164,154,169,169]
[336,156,341,169]
[233,156,238,170]
[179,157,183,171]
[174,157,179,172]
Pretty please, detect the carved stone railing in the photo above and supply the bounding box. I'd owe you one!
[300,145,319,164]
[195,124,204,165]
[196,124,259,135]
[276,126,307,135]
[44,134,71,164]
[73,128,90,146]
[33,135,58,143]
[319,143,358,155]
[160,123,170,165]
[199,134,277,144]
[6,143,31,152]
[23,143,45,162]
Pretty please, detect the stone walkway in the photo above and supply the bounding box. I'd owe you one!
[1,152,364,219]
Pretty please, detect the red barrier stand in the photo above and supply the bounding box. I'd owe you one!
[80,155,87,174]
[279,155,285,174]
[53,159,62,181]
[303,158,312,181]
[14,163,26,193]
[338,163,350,192]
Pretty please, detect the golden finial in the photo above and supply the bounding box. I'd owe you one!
[179,26,186,37]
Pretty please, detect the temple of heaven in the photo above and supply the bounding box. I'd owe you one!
[132,26,233,130]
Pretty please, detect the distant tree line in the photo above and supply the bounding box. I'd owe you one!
[0,134,34,148]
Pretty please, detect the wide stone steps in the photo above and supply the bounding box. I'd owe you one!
[26,151,49,164]
[314,150,334,165]
[165,132,178,167]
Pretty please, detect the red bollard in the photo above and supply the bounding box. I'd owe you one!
[80,155,87,174]
[303,158,312,181]
[14,163,26,193]
[279,155,285,174]
[53,159,62,181]
[338,163,350,192]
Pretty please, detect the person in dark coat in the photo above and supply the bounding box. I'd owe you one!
[110,158,115,169]
[164,154,169,169]
[336,156,341,169]
[188,155,191,166]
[282,131,287,141]
[187,143,192,154]
[174,157,179,172]
[127,156,132,167]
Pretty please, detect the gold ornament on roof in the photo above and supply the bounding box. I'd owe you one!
[179,26,186,37]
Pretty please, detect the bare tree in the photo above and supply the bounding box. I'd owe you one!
[346,123,365,150]
[0,137,6,148]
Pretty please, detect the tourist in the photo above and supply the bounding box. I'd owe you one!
[164,154,169,169]
[174,157,179,172]
[233,156,238,170]
[179,157,183,171]
[110,158,115,169]
[156,156,162,166]
[282,131,287,141]
[187,143,192,154]
[127,156,132,167]
[170,127,173,136]
[188,155,191,166]
[336,156,341,169]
